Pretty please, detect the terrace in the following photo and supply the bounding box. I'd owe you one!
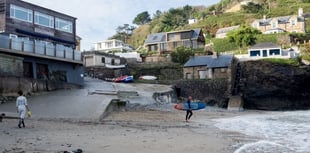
[0,35,82,64]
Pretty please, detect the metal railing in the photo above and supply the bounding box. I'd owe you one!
[0,35,81,62]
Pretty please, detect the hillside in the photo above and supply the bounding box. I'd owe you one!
[128,0,310,49]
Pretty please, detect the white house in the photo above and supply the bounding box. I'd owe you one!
[93,39,134,53]
[114,52,142,63]
[248,43,282,58]
[82,51,125,68]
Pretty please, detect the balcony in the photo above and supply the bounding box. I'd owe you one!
[0,35,82,64]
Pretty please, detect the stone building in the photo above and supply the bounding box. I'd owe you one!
[251,8,306,34]
[183,54,234,79]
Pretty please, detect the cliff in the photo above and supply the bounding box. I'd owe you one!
[239,60,310,110]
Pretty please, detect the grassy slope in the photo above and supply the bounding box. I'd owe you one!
[129,0,310,49]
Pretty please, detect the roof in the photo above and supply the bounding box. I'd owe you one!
[144,32,166,44]
[253,15,304,26]
[184,54,234,68]
[216,25,240,34]
[250,43,281,50]
[144,28,202,44]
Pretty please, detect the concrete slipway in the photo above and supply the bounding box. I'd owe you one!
[0,77,173,122]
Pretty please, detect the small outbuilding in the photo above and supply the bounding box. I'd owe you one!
[183,54,234,79]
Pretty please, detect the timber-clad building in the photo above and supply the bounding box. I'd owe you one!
[0,0,83,86]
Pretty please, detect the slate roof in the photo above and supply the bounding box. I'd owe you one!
[144,32,166,44]
[254,15,304,26]
[250,43,281,50]
[184,54,234,68]
[216,25,240,34]
[144,28,202,44]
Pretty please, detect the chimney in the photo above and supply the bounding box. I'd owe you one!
[298,8,303,17]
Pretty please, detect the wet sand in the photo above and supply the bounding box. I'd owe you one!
[0,108,257,153]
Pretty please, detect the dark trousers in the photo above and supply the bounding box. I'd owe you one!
[186,110,193,120]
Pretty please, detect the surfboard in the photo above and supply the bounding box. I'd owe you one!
[174,102,206,111]
[139,75,157,80]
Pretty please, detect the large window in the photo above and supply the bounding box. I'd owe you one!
[105,42,113,48]
[10,5,33,23]
[250,50,261,57]
[56,18,73,33]
[269,49,280,55]
[35,12,54,28]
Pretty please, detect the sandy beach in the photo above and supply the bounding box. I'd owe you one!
[0,78,262,153]
[0,107,260,153]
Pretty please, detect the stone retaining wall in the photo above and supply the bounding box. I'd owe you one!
[173,79,229,107]
[0,76,81,103]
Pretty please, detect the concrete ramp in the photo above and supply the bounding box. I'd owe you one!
[100,99,127,120]
[228,95,244,111]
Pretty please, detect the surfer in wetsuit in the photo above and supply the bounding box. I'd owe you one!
[185,96,193,122]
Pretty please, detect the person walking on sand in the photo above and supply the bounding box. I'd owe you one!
[16,90,30,128]
[185,96,193,122]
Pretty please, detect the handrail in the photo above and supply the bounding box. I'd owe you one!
[0,35,81,62]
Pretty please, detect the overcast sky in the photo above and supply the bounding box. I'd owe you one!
[24,0,220,51]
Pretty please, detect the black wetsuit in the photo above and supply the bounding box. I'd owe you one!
[186,99,193,121]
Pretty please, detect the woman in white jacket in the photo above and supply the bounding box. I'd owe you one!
[16,90,30,128]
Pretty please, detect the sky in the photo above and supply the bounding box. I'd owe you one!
[24,0,220,51]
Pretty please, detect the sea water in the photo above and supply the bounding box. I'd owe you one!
[213,110,310,153]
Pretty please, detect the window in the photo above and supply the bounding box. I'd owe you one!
[160,43,167,51]
[115,41,122,47]
[269,49,280,55]
[272,22,277,28]
[101,57,105,63]
[149,45,158,51]
[291,20,296,26]
[10,5,33,23]
[56,18,73,33]
[35,12,54,28]
[250,50,261,57]
[105,42,113,48]
[168,33,175,41]
[183,40,192,48]
[173,42,178,48]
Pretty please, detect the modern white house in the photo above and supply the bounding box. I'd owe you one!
[248,43,282,58]
[82,51,125,68]
[93,39,142,62]
[93,39,134,53]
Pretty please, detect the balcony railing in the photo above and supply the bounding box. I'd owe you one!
[0,35,81,62]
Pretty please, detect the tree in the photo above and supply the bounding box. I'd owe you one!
[109,24,136,43]
[227,25,261,49]
[241,2,263,13]
[171,46,194,64]
[153,10,162,19]
[133,11,151,25]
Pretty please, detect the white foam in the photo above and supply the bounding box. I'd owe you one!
[234,140,292,153]
[213,110,310,152]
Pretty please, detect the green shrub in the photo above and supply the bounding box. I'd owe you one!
[263,58,300,66]
[212,38,238,52]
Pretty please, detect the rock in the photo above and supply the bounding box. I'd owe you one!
[239,60,310,110]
